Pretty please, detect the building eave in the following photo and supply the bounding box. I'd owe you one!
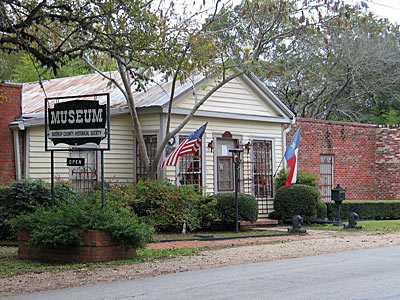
[165,108,293,124]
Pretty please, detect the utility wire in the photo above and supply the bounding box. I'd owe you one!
[362,0,400,11]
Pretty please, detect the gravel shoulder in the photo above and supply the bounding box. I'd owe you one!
[1,230,400,298]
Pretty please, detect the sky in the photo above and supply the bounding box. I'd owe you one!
[347,0,400,24]
[195,1,400,25]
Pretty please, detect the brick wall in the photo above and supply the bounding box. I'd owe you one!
[376,125,400,200]
[18,230,137,263]
[286,118,377,200]
[0,83,22,185]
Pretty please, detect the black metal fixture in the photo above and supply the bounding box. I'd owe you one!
[344,205,362,229]
[331,184,346,226]
[229,148,243,233]
[207,140,214,152]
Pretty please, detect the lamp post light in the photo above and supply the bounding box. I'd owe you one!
[229,148,243,233]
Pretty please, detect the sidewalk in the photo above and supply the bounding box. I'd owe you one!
[147,227,339,250]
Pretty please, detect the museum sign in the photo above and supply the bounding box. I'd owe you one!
[48,100,107,145]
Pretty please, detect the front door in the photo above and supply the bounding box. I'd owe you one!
[216,138,238,193]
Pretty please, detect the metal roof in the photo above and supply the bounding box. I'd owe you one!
[21,71,295,125]
[22,71,205,115]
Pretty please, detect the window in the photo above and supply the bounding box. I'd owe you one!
[136,135,157,182]
[320,154,334,201]
[178,135,202,189]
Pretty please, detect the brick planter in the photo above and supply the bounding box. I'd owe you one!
[18,230,137,263]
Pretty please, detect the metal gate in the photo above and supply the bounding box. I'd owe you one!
[71,166,97,193]
[240,140,274,217]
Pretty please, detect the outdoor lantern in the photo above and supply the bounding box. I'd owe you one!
[331,184,346,202]
[331,184,346,226]
[229,148,243,233]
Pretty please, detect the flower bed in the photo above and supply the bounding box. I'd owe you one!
[18,230,137,263]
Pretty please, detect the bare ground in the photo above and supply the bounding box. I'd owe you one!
[2,229,400,298]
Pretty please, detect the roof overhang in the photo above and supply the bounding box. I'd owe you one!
[165,108,292,124]
[19,105,164,128]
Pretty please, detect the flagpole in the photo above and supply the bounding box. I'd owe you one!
[273,156,285,177]
[274,128,301,178]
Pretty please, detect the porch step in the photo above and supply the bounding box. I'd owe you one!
[240,219,278,230]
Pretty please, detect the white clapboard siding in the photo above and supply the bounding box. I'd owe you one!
[174,77,281,117]
[102,115,134,183]
[27,126,69,180]
[165,115,284,195]
[138,114,161,131]
[27,114,136,183]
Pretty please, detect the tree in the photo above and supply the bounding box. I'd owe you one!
[1,0,345,179]
[3,52,98,82]
[0,49,20,81]
[262,5,400,123]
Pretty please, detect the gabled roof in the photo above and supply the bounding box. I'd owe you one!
[21,71,294,124]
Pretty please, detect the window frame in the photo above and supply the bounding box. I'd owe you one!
[251,139,274,199]
[135,134,158,182]
[320,154,334,202]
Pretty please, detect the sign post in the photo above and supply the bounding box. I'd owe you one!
[45,94,110,207]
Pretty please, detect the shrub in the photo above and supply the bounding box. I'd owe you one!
[197,195,219,230]
[326,200,400,220]
[273,184,320,223]
[275,169,319,190]
[215,192,258,228]
[126,179,201,233]
[0,179,74,240]
[10,192,154,249]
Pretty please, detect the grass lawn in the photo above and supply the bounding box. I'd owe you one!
[0,246,200,279]
[306,219,400,232]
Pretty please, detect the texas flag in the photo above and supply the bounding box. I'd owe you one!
[285,128,301,187]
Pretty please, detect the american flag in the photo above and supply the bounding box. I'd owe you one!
[162,123,207,167]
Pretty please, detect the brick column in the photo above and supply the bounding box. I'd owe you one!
[0,83,22,185]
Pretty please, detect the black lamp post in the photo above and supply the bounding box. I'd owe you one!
[331,184,346,226]
[229,148,243,233]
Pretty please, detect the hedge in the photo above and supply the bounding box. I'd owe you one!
[326,201,400,220]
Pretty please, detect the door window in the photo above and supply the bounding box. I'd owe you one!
[217,156,234,191]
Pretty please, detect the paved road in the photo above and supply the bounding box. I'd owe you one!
[4,245,400,300]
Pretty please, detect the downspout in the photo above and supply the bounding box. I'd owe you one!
[10,120,25,181]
